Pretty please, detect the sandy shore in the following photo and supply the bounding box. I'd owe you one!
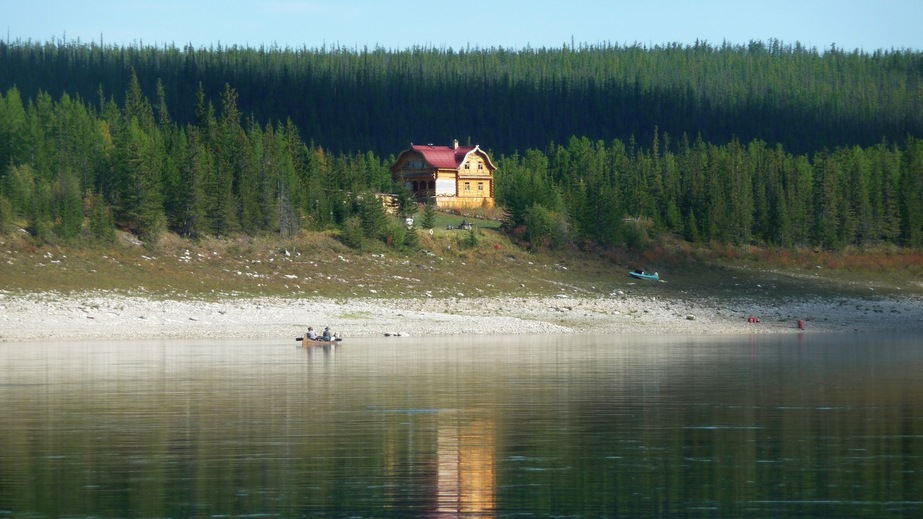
[2,290,922,342]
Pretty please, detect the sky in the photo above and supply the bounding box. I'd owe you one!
[4,0,922,53]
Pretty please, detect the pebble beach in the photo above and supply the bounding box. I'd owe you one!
[2,290,922,342]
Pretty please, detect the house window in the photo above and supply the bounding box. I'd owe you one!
[478,163,483,170]
[464,162,470,169]
[478,183,484,191]
[464,182,471,191]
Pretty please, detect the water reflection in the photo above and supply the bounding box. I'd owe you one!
[437,416,496,515]
[1,334,922,517]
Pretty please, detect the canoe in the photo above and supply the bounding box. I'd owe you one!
[628,269,659,281]
[296,334,343,346]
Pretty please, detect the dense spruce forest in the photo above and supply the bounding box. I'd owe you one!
[3,38,922,156]
[0,39,921,250]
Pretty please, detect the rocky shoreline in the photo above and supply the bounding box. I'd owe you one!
[2,290,922,342]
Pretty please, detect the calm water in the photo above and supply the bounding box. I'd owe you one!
[2,333,922,518]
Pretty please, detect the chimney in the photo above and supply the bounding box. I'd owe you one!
[452,139,459,149]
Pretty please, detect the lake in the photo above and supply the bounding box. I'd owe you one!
[2,333,922,517]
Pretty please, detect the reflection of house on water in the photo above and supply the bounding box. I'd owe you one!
[437,417,496,515]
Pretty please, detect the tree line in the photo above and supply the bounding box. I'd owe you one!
[0,74,401,247]
[1,39,920,158]
[496,134,923,250]
[1,75,921,251]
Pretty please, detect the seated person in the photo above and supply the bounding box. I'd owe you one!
[306,327,317,340]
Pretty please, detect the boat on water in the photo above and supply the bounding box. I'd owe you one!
[296,334,343,346]
[629,269,660,281]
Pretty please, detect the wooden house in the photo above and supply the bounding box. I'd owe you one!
[390,140,496,209]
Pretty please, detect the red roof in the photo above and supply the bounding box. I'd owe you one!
[411,144,477,169]
[391,143,496,172]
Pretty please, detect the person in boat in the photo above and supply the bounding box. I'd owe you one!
[322,326,332,341]
[306,327,318,340]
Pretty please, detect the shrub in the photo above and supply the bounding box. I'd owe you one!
[462,226,479,249]
[524,204,571,250]
[340,215,364,248]
[384,221,406,250]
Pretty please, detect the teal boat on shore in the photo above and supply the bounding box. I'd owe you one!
[629,269,659,281]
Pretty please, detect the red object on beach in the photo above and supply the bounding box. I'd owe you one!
[798,319,806,330]
[747,316,760,323]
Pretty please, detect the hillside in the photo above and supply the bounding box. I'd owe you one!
[3,42,923,254]
[3,211,921,302]
[2,40,920,157]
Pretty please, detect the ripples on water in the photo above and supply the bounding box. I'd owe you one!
[1,333,922,517]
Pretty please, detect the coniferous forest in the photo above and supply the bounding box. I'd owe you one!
[0,39,921,250]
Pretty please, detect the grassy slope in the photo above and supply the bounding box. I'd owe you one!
[2,212,921,304]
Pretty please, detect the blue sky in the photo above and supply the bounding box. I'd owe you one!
[5,0,922,52]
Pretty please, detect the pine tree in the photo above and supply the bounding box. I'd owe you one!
[53,170,83,240]
[900,137,923,247]
[238,117,261,235]
[29,178,53,241]
[726,138,753,245]
[85,190,116,244]
[2,163,36,221]
[356,191,388,241]
[178,127,210,239]
[685,209,701,243]
[123,68,156,132]
[0,87,28,176]
[704,145,728,242]
[394,184,417,219]
[0,195,13,234]
[122,119,166,241]
[812,150,841,249]
[420,201,436,230]
[278,187,297,238]
[840,147,871,246]
[875,142,901,243]
[403,224,420,250]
